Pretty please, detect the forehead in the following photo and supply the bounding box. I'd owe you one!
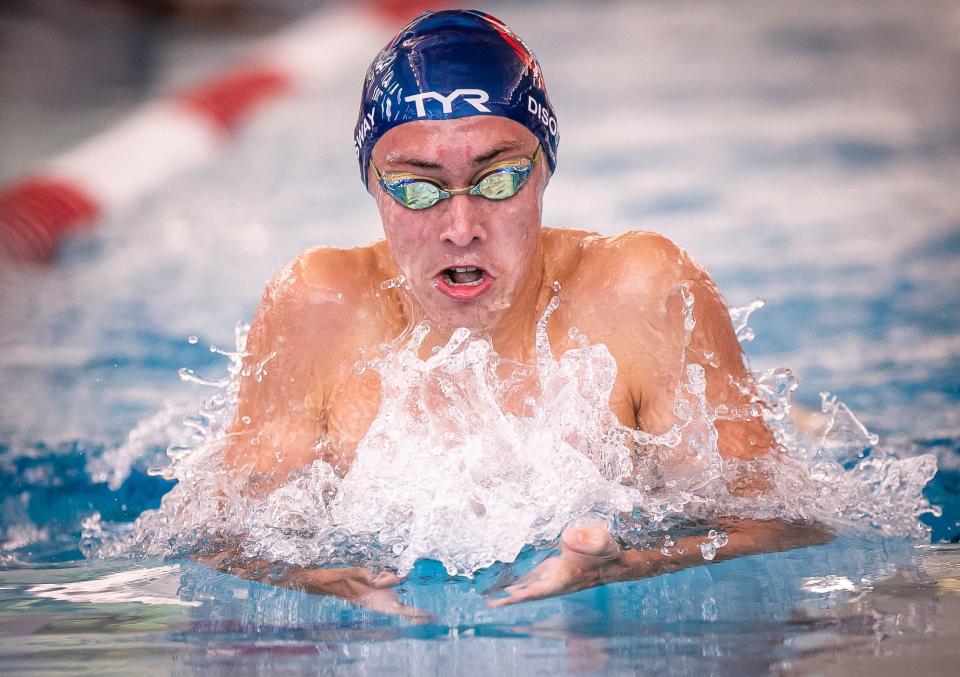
[372,117,537,166]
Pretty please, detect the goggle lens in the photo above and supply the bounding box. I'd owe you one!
[377,146,540,210]
[402,181,443,210]
[473,170,519,200]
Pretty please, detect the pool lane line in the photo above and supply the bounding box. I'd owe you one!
[0,0,449,265]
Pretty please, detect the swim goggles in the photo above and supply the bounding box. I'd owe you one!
[372,145,542,210]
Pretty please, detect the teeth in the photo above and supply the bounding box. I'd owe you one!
[443,266,484,287]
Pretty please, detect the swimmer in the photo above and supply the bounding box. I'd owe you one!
[201,10,831,614]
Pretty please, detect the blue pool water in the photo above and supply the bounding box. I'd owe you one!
[2,0,960,673]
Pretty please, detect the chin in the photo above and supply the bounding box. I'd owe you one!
[423,296,503,334]
[402,270,516,333]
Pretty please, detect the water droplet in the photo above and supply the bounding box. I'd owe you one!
[187,336,199,344]
[551,280,561,293]
[380,274,405,290]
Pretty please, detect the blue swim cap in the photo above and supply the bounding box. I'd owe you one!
[354,10,559,187]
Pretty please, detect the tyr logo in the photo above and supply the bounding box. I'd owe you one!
[404,89,491,117]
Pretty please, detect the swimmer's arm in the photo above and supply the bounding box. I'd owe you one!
[487,519,833,607]
[193,547,432,622]
[222,254,346,496]
[614,233,777,462]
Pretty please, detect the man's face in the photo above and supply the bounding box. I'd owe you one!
[369,116,548,332]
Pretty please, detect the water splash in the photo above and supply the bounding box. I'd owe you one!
[730,297,765,343]
[83,295,939,574]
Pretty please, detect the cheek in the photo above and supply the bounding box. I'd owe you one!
[380,206,434,270]
[493,194,542,255]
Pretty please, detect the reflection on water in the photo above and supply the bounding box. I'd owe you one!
[28,564,199,607]
[783,545,960,675]
[4,540,960,674]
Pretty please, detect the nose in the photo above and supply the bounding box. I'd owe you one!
[439,195,487,247]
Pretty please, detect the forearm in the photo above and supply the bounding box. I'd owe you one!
[617,518,833,581]
[193,547,393,594]
[194,547,306,590]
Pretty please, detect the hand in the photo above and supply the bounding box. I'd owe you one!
[287,566,433,622]
[486,523,650,607]
[195,550,433,623]
[485,518,834,608]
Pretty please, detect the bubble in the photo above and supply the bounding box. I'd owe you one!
[701,597,718,622]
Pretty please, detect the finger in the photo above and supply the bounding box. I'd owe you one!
[370,571,405,588]
[486,578,556,607]
[486,563,565,607]
[357,588,435,624]
[561,524,620,558]
[347,568,404,588]
[495,560,556,595]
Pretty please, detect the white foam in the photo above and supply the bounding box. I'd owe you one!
[84,294,939,575]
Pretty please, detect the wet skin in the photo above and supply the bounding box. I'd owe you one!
[208,117,831,617]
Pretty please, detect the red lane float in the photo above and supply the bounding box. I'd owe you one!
[0,1,447,265]
[179,67,292,135]
[0,179,100,263]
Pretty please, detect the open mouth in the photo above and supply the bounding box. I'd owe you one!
[443,266,485,286]
[433,266,493,301]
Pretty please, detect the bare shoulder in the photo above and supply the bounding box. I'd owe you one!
[228,245,385,482]
[247,243,388,364]
[258,245,379,325]
[574,230,708,308]
[265,244,382,312]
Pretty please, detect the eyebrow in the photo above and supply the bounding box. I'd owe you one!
[383,140,525,170]
[472,140,524,165]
